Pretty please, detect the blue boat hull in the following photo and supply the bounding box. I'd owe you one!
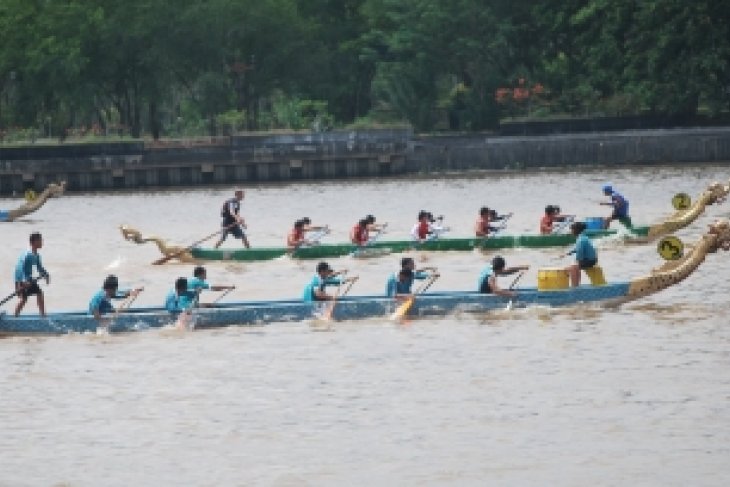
[0,283,630,335]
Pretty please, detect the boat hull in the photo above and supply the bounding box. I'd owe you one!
[0,284,630,335]
[191,228,648,262]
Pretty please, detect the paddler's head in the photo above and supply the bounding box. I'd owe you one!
[316,261,334,277]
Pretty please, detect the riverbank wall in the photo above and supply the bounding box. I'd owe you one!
[1,127,729,194]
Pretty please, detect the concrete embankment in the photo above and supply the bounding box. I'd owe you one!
[1,127,729,194]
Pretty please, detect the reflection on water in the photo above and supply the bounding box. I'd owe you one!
[1,165,730,485]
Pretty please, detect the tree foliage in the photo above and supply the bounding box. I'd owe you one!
[0,0,728,138]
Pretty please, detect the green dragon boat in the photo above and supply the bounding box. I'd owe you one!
[120,180,728,263]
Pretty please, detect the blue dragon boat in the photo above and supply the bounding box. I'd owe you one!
[2,220,729,335]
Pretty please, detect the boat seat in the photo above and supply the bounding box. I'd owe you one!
[584,266,606,286]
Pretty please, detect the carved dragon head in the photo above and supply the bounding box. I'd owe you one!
[705,180,730,204]
[707,219,730,252]
[120,225,145,244]
[48,181,67,197]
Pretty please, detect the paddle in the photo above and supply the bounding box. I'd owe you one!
[321,276,358,321]
[152,224,236,265]
[389,273,439,321]
[489,214,512,236]
[504,269,527,311]
[551,215,575,234]
[209,287,234,305]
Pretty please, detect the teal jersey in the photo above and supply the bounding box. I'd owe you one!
[303,275,342,302]
[14,250,48,283]
[89,290,114,315]
[165,289,198,313]
[188,277,210,292]
[478,265,494,293]
[573,233,597,261]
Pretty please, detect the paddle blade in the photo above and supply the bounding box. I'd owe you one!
[151,254,175,265]
[321,300,337,321]
[390,296,414,321]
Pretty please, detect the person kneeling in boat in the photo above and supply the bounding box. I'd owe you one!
[475,207,511,237]
[478,256,529,298]
[600,184,631,229]
[88,274,143,322]
[350,218,372,247]
[562,221,598,287]
[166,277,200,314]
[188,266,235,306]
[540,205,574,234]
[303,261,358,302]
[385,257,438,299]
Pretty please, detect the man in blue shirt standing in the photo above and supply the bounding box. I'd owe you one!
[600,184,631,229]
[563,222,598,287]
[14,232,50,317]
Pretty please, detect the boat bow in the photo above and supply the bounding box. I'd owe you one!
[3,181,66,222]
[119,225,195,262]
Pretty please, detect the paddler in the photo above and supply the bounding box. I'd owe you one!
[561,221,598,287]
[214,189,250,249]
[385,257,439,299]
[411,211,447,242]
[288,219,329,250]
[477,256,529,297]
[303,261,358,302]
[88,274,143,321]
[350,218,371,247]
[165,277,200,313]
[540,205,574,234]
[475,207,511,237]
[600,184,631,229]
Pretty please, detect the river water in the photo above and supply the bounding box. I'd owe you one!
[1,165,730,486]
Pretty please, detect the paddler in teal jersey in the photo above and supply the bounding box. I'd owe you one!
[165,277,199,313]
[303,261,357,302]
[478,256,529,297]
[88,274,143,321]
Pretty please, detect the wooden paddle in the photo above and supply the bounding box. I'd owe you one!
[389,273,439,321]
[152,224,236,265]
[209,287,235,305]
[321,276,358,321]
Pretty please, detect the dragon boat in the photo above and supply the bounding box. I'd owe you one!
[0,182,66,222]
[4,219,729,335]
[119,181,729,263]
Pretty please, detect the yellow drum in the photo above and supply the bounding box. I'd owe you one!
[537,268,569,291]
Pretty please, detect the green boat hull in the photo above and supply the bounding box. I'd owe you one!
[190,226,649,262]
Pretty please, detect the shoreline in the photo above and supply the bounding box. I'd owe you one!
[1,127,729,195]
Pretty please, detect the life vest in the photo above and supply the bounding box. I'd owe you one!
[417,220,430,239]
[352,224,368,244]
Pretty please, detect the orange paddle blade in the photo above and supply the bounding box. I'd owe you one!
[390,296,415,321]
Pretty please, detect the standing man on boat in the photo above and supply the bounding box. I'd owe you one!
[88,275,143,321]
[478,256,529,297]
[214,189,250,249]
[562,221,598,287]
[13,232,50,317]
[303,262,357,302]
[600,184,631,229]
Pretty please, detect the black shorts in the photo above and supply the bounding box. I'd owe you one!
[220,223,245,241]
[16,281,42,298]
[578,258,597,270]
